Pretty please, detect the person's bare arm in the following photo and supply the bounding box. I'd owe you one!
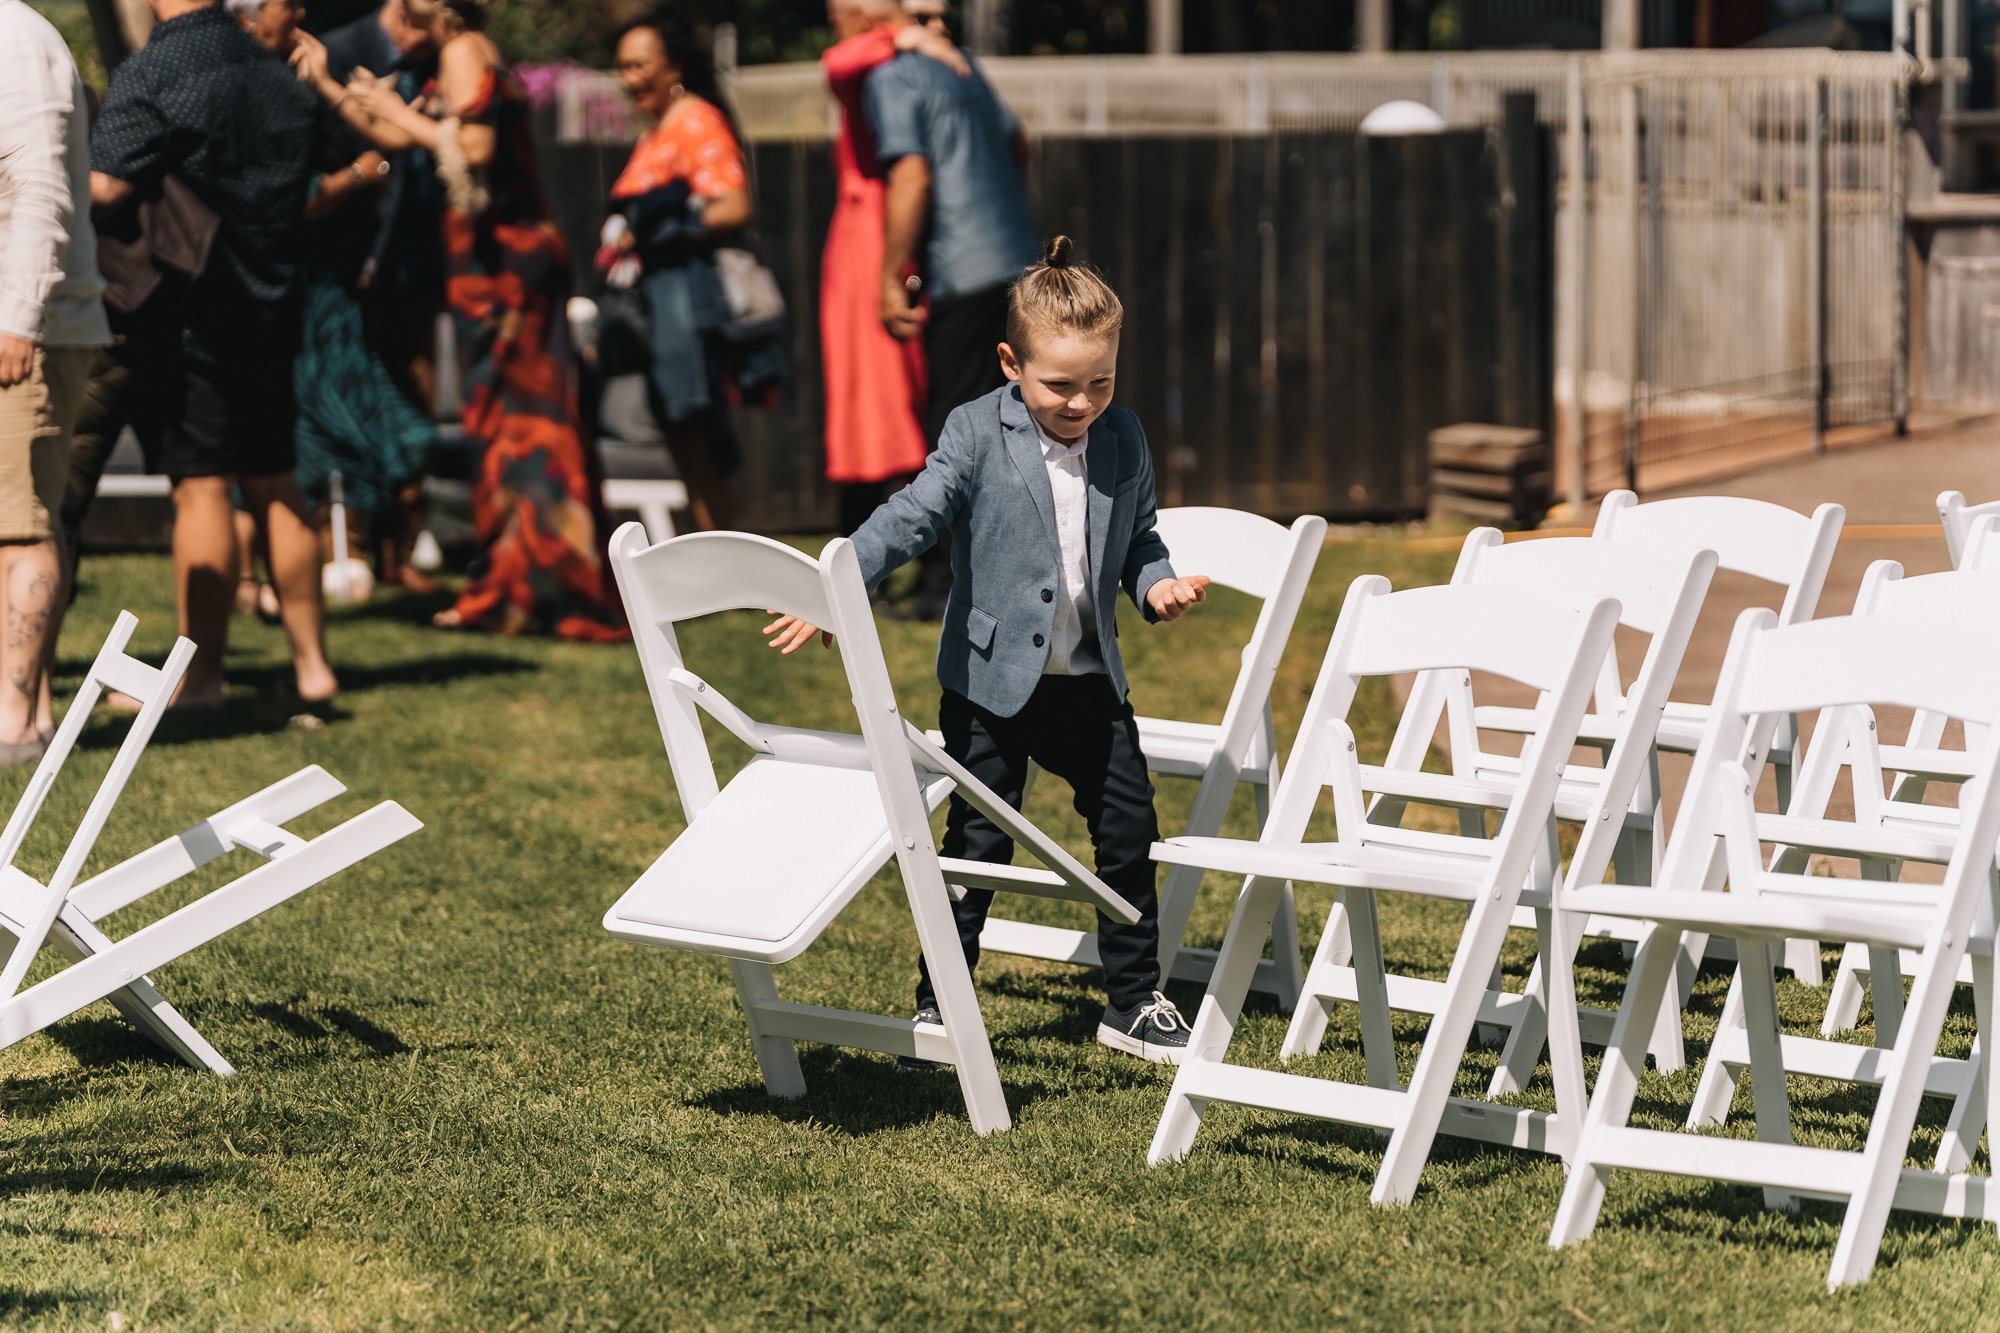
[89,171,135,217]
[700,187,753,233]
[303,151,390,222]
[880,154,931,341]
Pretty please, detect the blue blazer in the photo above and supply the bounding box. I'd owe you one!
[851,384,1176,718]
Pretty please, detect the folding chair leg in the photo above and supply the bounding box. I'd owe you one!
[53,915,233,1076]
[1551,925,1687,1248]
[1345,887,1401,1092]
[1541,906,1590,1161]
[905,872,1010,1136]
[1782,938,1825,986]
[1265,881,1305,1011]
[1936,954,1994,1175]
[1822,942,1870,1036]
[1688,968,1746,1129]
[1737,939,1800,1212]
[1372,893,1517,1205]
[1868,945,1906,1046]
[1937,1033,1984,1174]
[1491,952,1547,1097]
[1279,893,1350,1060]
[1149,873,1288,1165]
[729,959,806,1100]
[1828,938,1971,1290]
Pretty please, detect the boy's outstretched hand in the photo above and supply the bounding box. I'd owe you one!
[1146,575,1211,622]
[763,613,833,654]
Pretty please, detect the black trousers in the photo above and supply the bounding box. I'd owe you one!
[916,676,1164,1014]
[923,282,1011,450]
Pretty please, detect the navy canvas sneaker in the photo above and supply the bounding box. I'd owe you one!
[895,1003,945,1071]
[1097,991,1191,1064]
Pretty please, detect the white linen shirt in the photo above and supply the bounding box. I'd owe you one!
[1037,421,1104,676]
[0,0,111,348]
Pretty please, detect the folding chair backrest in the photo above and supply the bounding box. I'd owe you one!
[1292,577,1619,885]
[1669,610,2000,897]
[1452,529,1715,713]
[1845,547,2000,761]
[1593,489,1843,628]
[1148,506,1324,751]
[1938,490,2000,568]
[0,612,196,1000]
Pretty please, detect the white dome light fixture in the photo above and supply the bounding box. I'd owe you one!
[1360,100,1447,136]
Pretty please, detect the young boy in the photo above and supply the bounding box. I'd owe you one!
[765,236,1209,1063]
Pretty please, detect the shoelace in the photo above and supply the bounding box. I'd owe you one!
[1129,990,1186,1036]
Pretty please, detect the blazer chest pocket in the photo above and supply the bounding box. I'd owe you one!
[960,604,998,652]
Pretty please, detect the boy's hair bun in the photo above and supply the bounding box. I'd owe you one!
[1008,235,1122,358]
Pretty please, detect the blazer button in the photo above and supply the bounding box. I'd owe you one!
[1033,633,1045,647]
[1041,588,1053,603]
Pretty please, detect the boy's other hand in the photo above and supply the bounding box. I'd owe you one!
[1146,575,1211,622]
[763,612,834,654]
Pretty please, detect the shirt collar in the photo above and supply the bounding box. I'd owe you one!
[1036,421,1088,462]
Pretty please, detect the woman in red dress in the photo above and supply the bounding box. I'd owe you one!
[295,0,625,641]
[819,4,965,534]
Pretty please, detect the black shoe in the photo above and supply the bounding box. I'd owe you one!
[895,1003,944,1071]
[1097,991,1191,1065]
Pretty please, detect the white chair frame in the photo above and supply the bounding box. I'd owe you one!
[976,508,1325,1007]
[1147,578,1619,1199]
[1938,489,2000,569]
[1691,525,2000,1167]
[1279,529,1716,1087]
[603,525,1137,1136]
[1591,488,1845,984]
[1550,609,2000,1290]
[0,612,422,1065]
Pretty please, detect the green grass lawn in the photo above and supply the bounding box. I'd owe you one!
[4,537,1999,1330]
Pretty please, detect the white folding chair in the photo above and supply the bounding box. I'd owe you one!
[602,525,1137,1136]
[1593,489,1844,982]
[1938,489,2000,568]
[975,508,1325,1007]
[0,612,422,1065]
[1550,610,2000,1290]
[1818,513,2000,1043]
[1147,578,1619,1199]
[1686,525,2000,1168]
[1279,529,1716,1086]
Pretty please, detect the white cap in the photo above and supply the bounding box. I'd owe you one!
[1360,100,1447,136]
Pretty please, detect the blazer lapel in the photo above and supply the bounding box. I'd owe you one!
[1084,427,1116,593]
[1000,388,1060,558]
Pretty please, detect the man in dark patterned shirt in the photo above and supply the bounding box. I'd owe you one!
[88,0,338,709]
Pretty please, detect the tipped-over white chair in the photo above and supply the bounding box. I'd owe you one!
[1279,529,1715,1087]
[975,507,1325,1007]
[0,612,421,1066]
[1938,490,2000,568]
[1550,610,2000,1291]
[603,525,1137,1135]
[1147,577,1619,1200]
[1592,489,1844,981]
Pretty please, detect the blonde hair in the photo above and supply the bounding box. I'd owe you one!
[403,0,488,35]
[1005,235,1123,359]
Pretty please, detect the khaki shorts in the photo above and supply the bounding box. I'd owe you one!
[0,345,91,542]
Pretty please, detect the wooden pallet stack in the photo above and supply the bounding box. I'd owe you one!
[1427,423,1550,527]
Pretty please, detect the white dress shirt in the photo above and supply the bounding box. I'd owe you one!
[0,0,111,348]
[1037,422,1103,676]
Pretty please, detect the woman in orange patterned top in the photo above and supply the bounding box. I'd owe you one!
[294,0,625,640]
[604,11,752,532]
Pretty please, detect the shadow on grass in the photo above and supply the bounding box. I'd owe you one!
[248,999,412,1058]
[0,1289,81,1319]
[694,1045,1068,1135]
[33,1015,196,1078]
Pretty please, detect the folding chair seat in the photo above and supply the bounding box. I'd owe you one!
[1279,529,1714,1086]
[1938,490,2000,568]
[604,525,1137,1135]
[975,507,1325,1007]
[1147,577,1619,1200]
[1549,610,2000,1290]
[0,612,421,1066]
